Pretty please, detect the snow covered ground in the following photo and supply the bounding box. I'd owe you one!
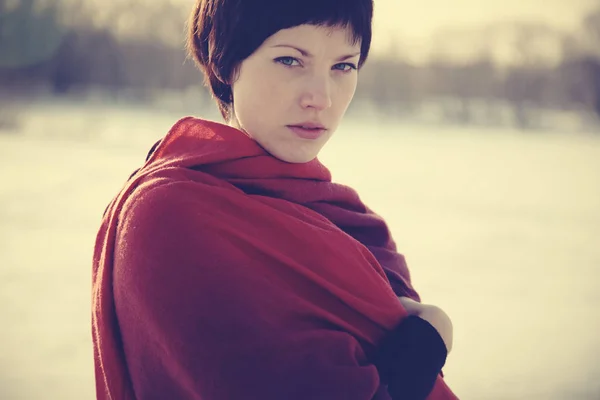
[1,99,599,399]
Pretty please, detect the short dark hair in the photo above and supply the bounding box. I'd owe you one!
[187,0,374,120]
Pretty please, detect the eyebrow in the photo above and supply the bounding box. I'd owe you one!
[271,44,361,62]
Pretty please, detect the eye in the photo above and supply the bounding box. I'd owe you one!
[275,56,301,67]
[333,63,358,72]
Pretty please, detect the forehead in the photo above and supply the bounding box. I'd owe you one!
[264,24,360,50]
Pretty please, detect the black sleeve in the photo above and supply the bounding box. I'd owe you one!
[374,316,448,400]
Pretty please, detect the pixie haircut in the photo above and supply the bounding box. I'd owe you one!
[187,0,374,120]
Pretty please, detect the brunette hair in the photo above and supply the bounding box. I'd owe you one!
[187,0,373,120]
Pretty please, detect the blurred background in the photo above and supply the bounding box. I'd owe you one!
[2,0,600,129]
[1,0,599,399]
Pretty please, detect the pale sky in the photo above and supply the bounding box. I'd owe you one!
[369,0,599,59]
[372,0,598,39]
[372,0,600,60]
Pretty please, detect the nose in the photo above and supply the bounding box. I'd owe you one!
[299,75,332,111]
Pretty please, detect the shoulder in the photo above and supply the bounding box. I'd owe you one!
[111,171,238,288]
[122,174,196,224]
[116,170,231,248]
[121,168,237,228]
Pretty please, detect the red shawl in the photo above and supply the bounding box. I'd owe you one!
[92,117,457,399]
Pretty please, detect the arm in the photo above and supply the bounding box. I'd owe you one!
[374,298,453,400]
[376,316,448,400]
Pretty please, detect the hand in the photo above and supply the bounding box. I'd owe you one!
[398,297,453,353]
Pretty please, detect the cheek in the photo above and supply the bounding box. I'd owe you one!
[233,72,269,116]
[261,69,294,99]
[335,78,358,110]
[247,70,291,109]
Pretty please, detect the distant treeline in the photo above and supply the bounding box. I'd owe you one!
[1,0,599,129]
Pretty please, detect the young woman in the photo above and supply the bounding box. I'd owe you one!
[92,1,458,399]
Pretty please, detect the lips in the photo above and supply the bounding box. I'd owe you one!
[287,123,327,140]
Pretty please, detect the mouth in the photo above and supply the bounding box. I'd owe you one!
[287,124,327,140]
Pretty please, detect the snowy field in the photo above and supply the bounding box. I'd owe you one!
[1,99,599,399]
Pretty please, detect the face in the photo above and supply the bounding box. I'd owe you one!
[229,24,361,163]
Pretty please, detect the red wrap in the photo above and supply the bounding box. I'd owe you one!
[92,117,457,399]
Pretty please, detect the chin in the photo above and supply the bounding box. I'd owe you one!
[278,153,317,164]
[269,148,318,164]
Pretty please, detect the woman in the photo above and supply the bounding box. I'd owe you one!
[92,0,457,399]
